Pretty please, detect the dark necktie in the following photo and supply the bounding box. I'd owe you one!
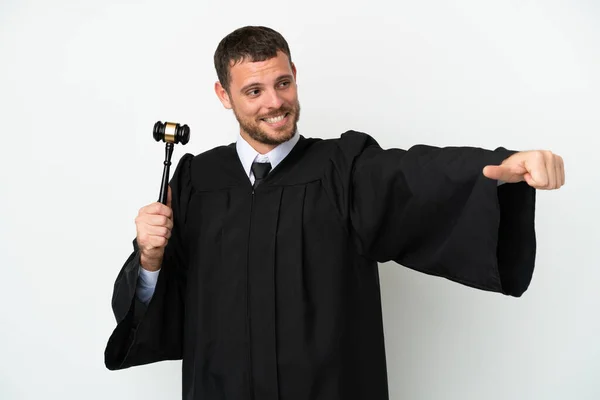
[251,161,272,189]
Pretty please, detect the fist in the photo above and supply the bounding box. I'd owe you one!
[483,150,565,190]
[135,186,173,271]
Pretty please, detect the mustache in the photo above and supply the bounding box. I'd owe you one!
[259,108,294,120]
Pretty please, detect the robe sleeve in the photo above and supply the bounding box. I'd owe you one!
[104,153,194,370]
[335,130,536,297]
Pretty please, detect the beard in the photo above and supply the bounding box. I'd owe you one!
[232,101,301,146]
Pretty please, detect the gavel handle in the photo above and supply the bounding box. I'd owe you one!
[158,142,174,205]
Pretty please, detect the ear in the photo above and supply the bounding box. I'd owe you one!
[291,62,297,81]
[214,81,232,109]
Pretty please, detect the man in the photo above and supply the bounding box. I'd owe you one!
[105,26,565,400]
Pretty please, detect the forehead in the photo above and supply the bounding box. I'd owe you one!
[229,51,292,88]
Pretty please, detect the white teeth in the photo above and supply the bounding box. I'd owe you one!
[263,114,286,123]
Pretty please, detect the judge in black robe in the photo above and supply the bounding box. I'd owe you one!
[104,130,536,400]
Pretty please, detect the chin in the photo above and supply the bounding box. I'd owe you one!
[240,117,297,146]
[273,128,295,141]
[252,129,291,146]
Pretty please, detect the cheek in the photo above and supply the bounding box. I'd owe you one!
[231,95,258,116]
[283,90,298,106]
[236,103,260,120]
[241,101,261,116]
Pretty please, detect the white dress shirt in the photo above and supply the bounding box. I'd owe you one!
[136,131,300,305]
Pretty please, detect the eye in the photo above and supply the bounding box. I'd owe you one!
[278,80,290,88]
[246,88,261,97]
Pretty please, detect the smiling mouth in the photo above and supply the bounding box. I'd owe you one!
[261,112,289,124]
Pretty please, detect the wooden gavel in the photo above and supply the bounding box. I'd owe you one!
[153,121,190,205]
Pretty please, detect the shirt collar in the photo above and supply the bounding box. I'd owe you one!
[236,130,300,178]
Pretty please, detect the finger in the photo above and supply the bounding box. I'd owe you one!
[527,152,549,188]
[148,235,168,248]
[141,214,173,229]
[143,224,172,239]
[553,155,561,188]
[484,164,525,183]
[558,155,565,187]
[523,172,535,187]
[483,165,507,181]
[140,202,173,218]
[167,185,172,209]
[542,151,555,189]
[137,231,170,249]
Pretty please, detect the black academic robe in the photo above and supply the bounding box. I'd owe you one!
[105,130,536,400]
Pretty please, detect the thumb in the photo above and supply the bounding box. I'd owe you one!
[483,164,526,183]
[522,172,537,187]
[482,165,506,181]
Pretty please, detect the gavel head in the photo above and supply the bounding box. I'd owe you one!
[153,121,190,145]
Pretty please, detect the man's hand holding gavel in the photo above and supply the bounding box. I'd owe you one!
[135,186,173,272]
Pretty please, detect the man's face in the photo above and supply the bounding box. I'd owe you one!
[216,51,300,146]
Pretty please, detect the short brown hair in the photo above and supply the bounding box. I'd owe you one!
[214,26,293,93]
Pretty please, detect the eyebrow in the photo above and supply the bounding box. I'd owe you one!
[239,74,295,94]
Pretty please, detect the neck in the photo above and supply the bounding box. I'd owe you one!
[240,130,278,155]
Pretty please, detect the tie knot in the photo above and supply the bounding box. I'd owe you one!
[251,162,272,180]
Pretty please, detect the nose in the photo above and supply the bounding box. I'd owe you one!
[264,88,284,110]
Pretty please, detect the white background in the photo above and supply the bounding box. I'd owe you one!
[1,0,598,399]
